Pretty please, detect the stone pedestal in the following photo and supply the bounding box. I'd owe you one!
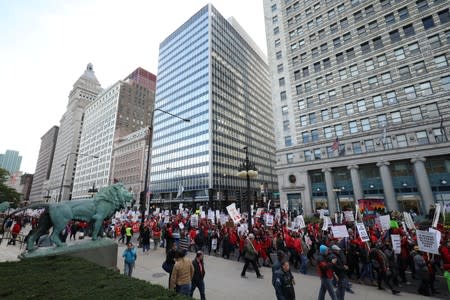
[19,238,118,270]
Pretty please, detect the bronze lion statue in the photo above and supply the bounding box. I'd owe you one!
[26,183,133,251]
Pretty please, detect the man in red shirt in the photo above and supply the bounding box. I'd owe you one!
[8,220,21,246]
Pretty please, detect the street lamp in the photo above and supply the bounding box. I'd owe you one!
[237,146,258,232]
[141,108,190,223]
[58,152,99,202]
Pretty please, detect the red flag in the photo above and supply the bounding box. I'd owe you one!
[331,137,340,151]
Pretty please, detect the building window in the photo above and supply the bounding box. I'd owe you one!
[340,18,349,29]
[323,58,331,69]
[384,137,394,150]
[314,149,321,160]
[338,69,347,80]
[271,4,277,12]
[316,77,324,87]
[410,106,423,121]
[365,140,375,152]
[298,99,305,110]
[386,91,398,105]
[321,109,329,121]
[433,128,446,143]
[330,23,338,33]
[398,7,409,20]
[304,150,312,161]
[328,9,335,20]
[302,67,309,77]
[337,3,345,12]
[314,62,321,73]
[273,27,280,35]
[353,142,362,154]
[416,131,429,145]
[296,84,302,95]
[333,37,341,48]
[369,20,378,31]
[389,30,401,43]
[324,127,333,139]
[320,43,328,54]
[381,72,392,85]
[394,47,405,60]
[300,115,308,126]
[282,105,289,115]
[438,9,450,24]
[328,90,336,101]
[276,51,282,59]
[428,34,441,49]
[442,76,450,90]
[404,86,417,100]
[349,120,358,134]
[354,10,363,22]
[419,81,432,96]
[280,91,287,101]
[342,85,351,96]
[345,102,354,115]
[361,118,371,131]
[391,111,402,123]
[309,112,317,124]
[343,33,352,44]
[422,16,435,30]
[377,114,387,128]
[279,77,285,87]
[434,54,448,68]
[349,65,358,77]
[283,120,290,131]
[306,97,314,108]
[336,53,344,64]
[365,59,374,71]
[285,136,293,146]
[318,92,326,103]
[334,124,343,137]
[361,42,370,54]
[385,13,396,25]
[304,81,312,92]
[332,106,340,118]
[373,95,383,108]
[294,70,301,80]
[357,99,366,112]
[272,15,278,24]
[275,39,281,47]
[286,153,294,164]
[426,103,439,118]
[397,134,408,147]
[365,5,375,16]
[373,37,383,49]
[357,26,366,36]
[408,42,420,55]
[302,132,310,143]
[416,0,429,12]
[399,66,411,80]
[403,24,415,37]
[377,54,388,66]
[353,81,362,93]
[311,129,320,142]
[368,76,378,87]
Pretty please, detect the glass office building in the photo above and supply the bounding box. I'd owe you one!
[150,4,277,210]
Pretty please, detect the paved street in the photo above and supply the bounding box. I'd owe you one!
[0,238,445,300]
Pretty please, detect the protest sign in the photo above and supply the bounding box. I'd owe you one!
[403,212,416,230]
[322,216,332,231]
[331,225,349,238]
[432,204,441,228]
[416,230,439,254]
[178,222,184,230]
[429,227,442,246]
[379,215,391,231]
[356,222,370,242]
[344,211,354,222]
[179,203,183,210]
[391,234,401,254]
[226,203,242,224]
[190,214,199,228]
[256,208,264,217]
[200,211,206,219]
[215,210,220,221]
[208,210,215,221]
[265,214,274,227]
[164,216,170,224]
[297,215,306,229]
[220,214,228,225]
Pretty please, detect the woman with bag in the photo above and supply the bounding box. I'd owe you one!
[240,233,264,279]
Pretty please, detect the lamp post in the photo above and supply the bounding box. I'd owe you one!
[141,108,190,224]
[237,146,258,232]
[58,152,98,202]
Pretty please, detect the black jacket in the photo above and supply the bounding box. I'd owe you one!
[192,259,205,283]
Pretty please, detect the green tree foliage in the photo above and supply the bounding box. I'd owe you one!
[0,168,21,206]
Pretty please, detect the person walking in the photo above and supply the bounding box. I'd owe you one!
[274,260,296,300]
[170,250,195,296]
[142,226,151,253]
[8,220,21,246]
[152,225,161,250]
[125,223,133,245]
[118,223,126,243]
[317,245,338,300]
[413,246,431,296]
[122,242,137,277]
[241,233,264,279]
[370,243,400,295]
[191,251,206,300]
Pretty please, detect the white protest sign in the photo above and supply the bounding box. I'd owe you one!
[319,209,325,219]
[215,210,220,222]
[391,234,401,254]
[403,212,416,230]
[331,225,349,238]
[379,215,391,231]
[190,214,199,228]
[164,216,170,224]
[297,215,306,229]
[200,211,206,219]
[322,216,331,231]
[178,222,185,230]
[417,229,439,254]
[208,210,215,221]
[356,222,370,242]
[429,227,442,246]
[432,204,441,228]
[220,214,228,225]
[344,211,354,222]
[265,214,274,227]
[256,208,264,217]
[179,203,183,210]
[334,213,338,224]
[226,203,242,224]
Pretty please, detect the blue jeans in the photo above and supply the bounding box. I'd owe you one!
[360,263,374,282]
[191,280,206,300]
[336,277,348,300]
[299,254,308,274]
[318,277,337,300]
[124,261,134,277]
[176,283,191,296]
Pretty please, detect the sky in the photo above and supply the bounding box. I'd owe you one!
[0,0,268,174]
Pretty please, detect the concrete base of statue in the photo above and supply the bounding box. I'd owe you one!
[19,238,118,270]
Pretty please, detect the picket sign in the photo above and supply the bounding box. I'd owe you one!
[265,214,274,227]
[379,215,391,231]
[331,225,349,238]
[356,222,370,242]
[416,229,439,254]
[226,203,242,224]
[432,204,441,228]
[403,212,416,230]
[344,211,354,222]
[391,234,401,254]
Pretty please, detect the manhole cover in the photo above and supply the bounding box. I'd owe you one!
[152,273,167,278]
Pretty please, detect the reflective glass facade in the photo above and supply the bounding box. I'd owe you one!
[151,4,277,207]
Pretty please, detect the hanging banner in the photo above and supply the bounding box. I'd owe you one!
[356,222,370,242]
[379,215,391,231]
[331,225,349,238]
[403,212,416,230]
[226,203,242,224]
[432,204,441,228]
[391,234,401,254]
[416,229,439,254]
[344,211,354,222]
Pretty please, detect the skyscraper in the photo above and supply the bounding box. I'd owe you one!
[29,126,59,203]
[47,64,103,201]
[0,150,22,174]
[71,67,156,199]
[150,4,277,210]
[264,0,450,215]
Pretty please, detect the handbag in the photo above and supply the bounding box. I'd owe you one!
[162,261,172,273]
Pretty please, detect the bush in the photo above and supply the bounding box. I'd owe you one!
[0,255,190,300]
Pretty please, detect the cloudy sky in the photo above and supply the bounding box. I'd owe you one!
[0,0,268,174]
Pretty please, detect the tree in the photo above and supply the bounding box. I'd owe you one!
[0,168,21,206]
